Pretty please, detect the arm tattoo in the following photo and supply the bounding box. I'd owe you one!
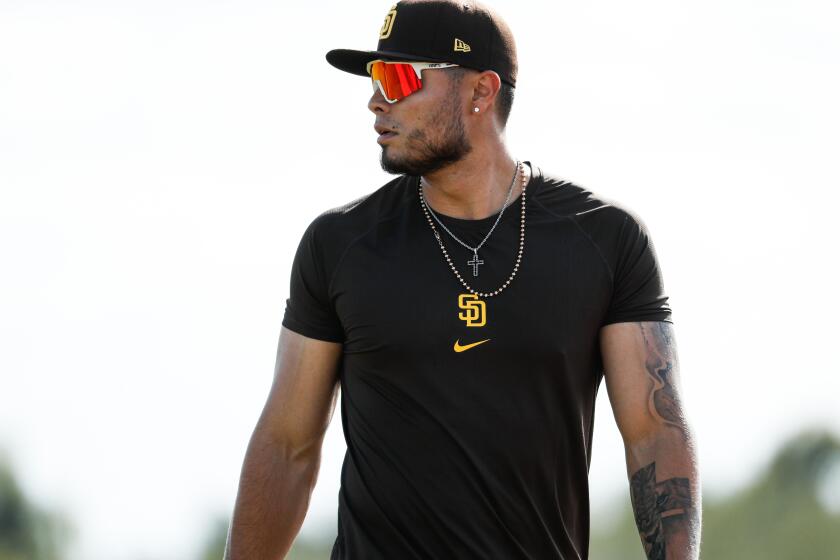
[630,461,692,560]
[639,322,684,431]
[629,322,698,559]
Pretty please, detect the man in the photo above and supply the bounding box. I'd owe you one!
[225,1,701,559]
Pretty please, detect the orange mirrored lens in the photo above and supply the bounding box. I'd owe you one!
[369,62,422,102]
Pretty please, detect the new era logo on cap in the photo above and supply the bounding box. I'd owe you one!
[454,38,471,52]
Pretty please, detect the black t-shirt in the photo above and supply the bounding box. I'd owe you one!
[281,163,672,560]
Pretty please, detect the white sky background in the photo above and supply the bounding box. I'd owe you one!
[1,0,838,558]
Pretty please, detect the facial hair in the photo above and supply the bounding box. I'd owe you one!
[379,91,473,176]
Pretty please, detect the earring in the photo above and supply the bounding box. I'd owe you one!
[473,106,480,113]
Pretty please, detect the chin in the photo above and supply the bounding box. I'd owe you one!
[380,148,412,175]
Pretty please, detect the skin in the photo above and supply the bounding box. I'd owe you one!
[225,329,342,559]
[225,63,702,560]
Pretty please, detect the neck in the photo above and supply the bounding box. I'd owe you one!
[420,146,529,220]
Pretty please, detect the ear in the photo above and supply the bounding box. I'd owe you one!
[470,70,502,115]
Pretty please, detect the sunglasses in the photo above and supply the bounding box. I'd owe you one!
[366,59,460,104]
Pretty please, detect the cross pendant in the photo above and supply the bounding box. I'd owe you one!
[467,252,484,276]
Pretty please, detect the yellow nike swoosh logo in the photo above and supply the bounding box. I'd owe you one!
[453,338,491,352]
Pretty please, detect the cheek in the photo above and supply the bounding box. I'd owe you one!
[399,114,431,142]
[395,93,452,140]
[398,93,439,128]
[406,127,428,143]
[403,109,429,132]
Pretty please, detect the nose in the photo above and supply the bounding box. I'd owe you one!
[368,83,390,114]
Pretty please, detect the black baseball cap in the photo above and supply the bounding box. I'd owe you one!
[326,0,518,87]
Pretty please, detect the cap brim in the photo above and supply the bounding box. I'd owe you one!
[326,48,451,77]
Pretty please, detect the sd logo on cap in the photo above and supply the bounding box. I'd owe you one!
[326,0,518,88]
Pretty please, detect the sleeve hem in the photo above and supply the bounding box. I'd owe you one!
[282,317,345,343]
[600,314,673,327]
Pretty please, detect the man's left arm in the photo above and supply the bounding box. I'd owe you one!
[600,320,701,560]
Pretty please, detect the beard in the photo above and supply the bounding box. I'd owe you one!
[379,95,473,176]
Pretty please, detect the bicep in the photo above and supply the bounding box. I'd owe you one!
[255,326,343,461]
[600,320,688,445]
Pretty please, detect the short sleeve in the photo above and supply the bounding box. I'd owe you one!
[601,209,673,326]
[281,216,345,343]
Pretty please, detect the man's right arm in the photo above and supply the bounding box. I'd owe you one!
[224,326,343,560]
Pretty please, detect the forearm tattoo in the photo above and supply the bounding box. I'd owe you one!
[630,321,698,559]
[639,321,685,432]
[630,461,692,560]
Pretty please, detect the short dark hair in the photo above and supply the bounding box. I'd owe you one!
[495,81,515,127]
[448,67,515,128]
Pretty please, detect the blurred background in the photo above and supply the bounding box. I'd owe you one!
[1,0,838,559]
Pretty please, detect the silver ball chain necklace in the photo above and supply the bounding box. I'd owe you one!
[418,160,527,298]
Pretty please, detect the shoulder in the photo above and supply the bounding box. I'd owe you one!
[532,166,644,227]
[311,174,412,227]
[298,173,415,264]
[531,165,666,287]
[532,165,656,242]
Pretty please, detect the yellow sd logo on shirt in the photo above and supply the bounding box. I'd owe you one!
[458,293,486,327]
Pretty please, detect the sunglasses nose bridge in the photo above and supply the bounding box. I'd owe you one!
[371,77,399,104]
[368,82,394,113]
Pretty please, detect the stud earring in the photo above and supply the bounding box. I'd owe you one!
[473,107,480,113]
